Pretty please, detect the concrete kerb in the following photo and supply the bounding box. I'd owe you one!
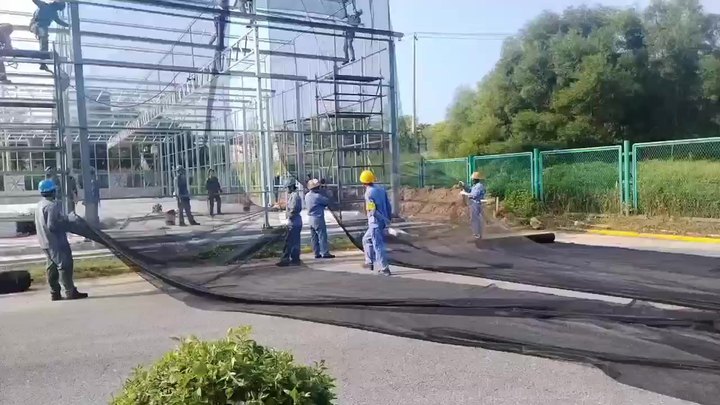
[586,229,720,244]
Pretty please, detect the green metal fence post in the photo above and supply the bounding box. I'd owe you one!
[419,156,425,188]
[622,140,630,215]
[631,143,639,212]
[467,155,473,184]
[533,148,544,201]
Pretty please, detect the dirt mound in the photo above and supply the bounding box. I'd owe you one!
[400,187,472,223]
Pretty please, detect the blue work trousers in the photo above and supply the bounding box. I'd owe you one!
[309,218,330,257]
[470,203,484,238]
[362,225,388,270]
[280,220,302,263]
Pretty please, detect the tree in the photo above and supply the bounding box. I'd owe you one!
[428,0,720,158]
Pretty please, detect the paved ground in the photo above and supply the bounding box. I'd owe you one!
[1,233,711,405]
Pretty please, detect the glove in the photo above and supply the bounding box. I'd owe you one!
[285,219,292,227]
[457,181,465,187]
[459,191,468,197]
[387,228,399,237]
[67,212,79,222]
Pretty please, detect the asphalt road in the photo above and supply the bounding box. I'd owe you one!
[0,234,705,405]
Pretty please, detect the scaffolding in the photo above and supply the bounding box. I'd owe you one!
[0,0,402,226]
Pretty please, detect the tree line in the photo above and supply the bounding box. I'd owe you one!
[416,0,720,158]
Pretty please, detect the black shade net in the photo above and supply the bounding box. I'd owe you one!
[61,152,720,405]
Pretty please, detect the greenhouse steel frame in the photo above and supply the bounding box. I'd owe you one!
[0,0,403,226]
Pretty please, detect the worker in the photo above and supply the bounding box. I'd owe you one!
[277,179,303,266]
[206,169,223,217]
[360,170,392,276]
[174,165,199,226]
[30,0,70,71]
[458,171,486,239]
[343,9,362,65]
[234,0,253,13]
[305,179,335,259]
[0,23,14,84]
[35,179,88,301]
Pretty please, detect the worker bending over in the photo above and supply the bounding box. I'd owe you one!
[277,179,303,266]
[30,0,70,71]
[35,179,88,301]
[305,179,335,259]
[459,171,486,239]
[360,170,392,276]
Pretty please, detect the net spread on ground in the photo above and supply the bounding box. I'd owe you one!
[0,2,719,405]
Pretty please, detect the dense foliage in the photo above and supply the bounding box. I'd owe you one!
[111,327,336,405]
[428,0,720,157]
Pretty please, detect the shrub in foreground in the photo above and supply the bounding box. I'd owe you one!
[111,327,336,405]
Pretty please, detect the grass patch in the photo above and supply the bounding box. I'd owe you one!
[29,256,131,284]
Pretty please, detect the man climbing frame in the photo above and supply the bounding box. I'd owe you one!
[30,0,70,71]
[0,23,14,84]
[343,9,362,65]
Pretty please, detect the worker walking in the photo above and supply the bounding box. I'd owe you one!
[305,179,335,259]
[459,172,486,239]
[30,0,70,71]
[343,9,362,64]
[360,170,392,276]
[35,179,88,301]
[175,165,199,226]
[206,169,222,217]
[277,179,303,267]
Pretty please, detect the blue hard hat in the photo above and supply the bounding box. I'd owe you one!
[38,179,57,194]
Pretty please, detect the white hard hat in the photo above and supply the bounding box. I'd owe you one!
[307,179,320,190]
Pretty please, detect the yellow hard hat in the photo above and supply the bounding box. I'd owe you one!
[471,171,485,180]
[359,170,375,184]
[307,179,320,189]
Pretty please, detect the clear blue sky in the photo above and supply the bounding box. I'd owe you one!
[390,0,719,124]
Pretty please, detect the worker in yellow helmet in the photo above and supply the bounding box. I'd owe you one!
[458,171,486,239]
[360,170,392,276]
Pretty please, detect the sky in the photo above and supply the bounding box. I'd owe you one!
[389,0,720,124]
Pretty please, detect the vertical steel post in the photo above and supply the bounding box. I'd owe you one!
[295,82,305,183]
[253,25,270,228]
[388,38,401,215]
[69,3,98,225]
[632,143,639,213]
[241,106,250,194]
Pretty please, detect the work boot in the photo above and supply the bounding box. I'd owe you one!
[363,263,373,272]
[178,222,187,227]
[321,254,336,259]
[65,289,89,300]
[39,63,50,72]
[50,291,62,301]
[315,254,323,259]
[0,76,11,84]
[276,261,291,267]
[290,260,302,266]
[379,268,392,277]
[190,221,200,226]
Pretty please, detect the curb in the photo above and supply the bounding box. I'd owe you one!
[586,229,720,244]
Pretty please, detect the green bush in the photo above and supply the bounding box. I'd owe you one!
[504,189,539,218]
[111,327,336,405]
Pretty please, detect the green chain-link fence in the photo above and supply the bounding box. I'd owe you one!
[472,152,533,199]
[422,157,468,187]
[540,146,623,214]
[633,138,720,218]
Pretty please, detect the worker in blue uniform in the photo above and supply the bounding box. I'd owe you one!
[277,179,303,267]
[459,171,486,239]
[304,179,335,259]
[35,179,88,301]
[360,170,392,276]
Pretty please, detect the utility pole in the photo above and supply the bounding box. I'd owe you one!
[411,33,417,138]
